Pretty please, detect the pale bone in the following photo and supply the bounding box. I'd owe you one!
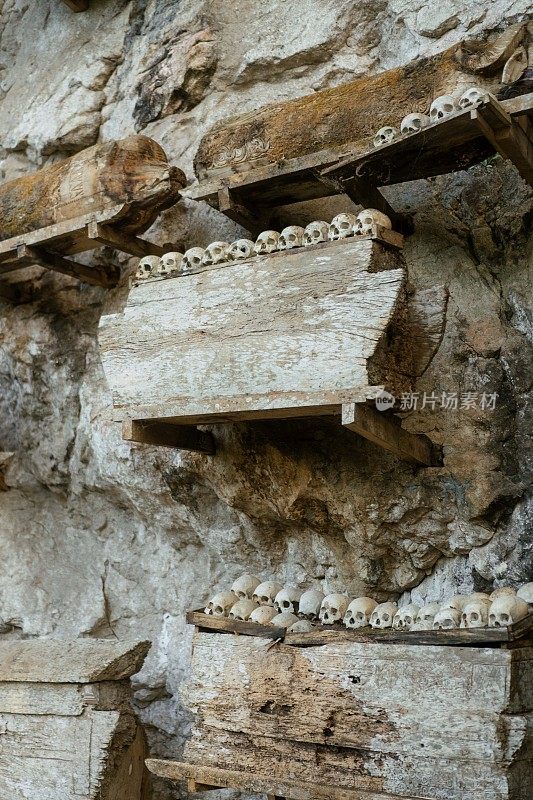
[488,595,529,627]
[298,589,325,620]
[231,573,261,600]
[279,225,305,249]
[288,619,314,633]
[328,213,357,241]
[429,94,458,122]
[400,113,430,135]
[354,208,392,236]
[249,605,278,625]
[252,581,283,606]
[270,612,299,628]
[458,87,486,110]
[502,46,528,84]
[343,597,378,629]
[274,586,303,614]
[303,220,329,246]
[202,241,230,266]
[461,597,491,628]
[228,598,258,621]
[440,595,468,613]
[319,594,350,625]
[433,607,461,629]
[373,126,398,147]
[254,230,280,255]
[393,604,420,630]
[415,602,440,629]
[135,255,159,282]
[517,582,533,607]
[369,602,398,629]
[204,591,237,616]
[159,252,184,276]
[183,247,205,272]
[228,239,255,260]
[490,586,516,600]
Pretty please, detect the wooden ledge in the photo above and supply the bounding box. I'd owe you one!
[123,419,216,455]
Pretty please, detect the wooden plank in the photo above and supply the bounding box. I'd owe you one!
[99,239,406,425]
[5,244,119,288]
[342,402,440,466]
[217,186,268,237]
[0,640,150,683]
[122,419,215,454]
[0,682,86,716]
[0,136,183,246]
[145,760,416,800]
[186,610,285,640]
[472,107,533,185]
[86,222,164,258]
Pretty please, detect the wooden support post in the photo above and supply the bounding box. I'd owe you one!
[12,244,119,288]
[122,419,216,455]
[342,402,440,466]
[87,222,164,258]
[217,186,268,237]
[472,104,533,186]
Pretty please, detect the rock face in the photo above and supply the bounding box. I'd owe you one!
[0,2,531,799]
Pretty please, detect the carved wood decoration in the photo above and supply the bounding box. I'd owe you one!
[147,631,533,800]
[0,639,151,800]
[0,136,185,287]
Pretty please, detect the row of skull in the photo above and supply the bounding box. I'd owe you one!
[204,574,533,632]
[134,209,392,283]
[373,86,488,148]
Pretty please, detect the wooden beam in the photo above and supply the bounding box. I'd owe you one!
[61,0,89,11]
[86,222,164,258]
[122,419,215,455]
[472,106,533,186]
[217,186,268,237]
[342,402,440,466]
[11,245,119,288]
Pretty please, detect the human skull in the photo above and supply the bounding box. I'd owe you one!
[328,213,357,241]
[183,247,205,272]
[369,602,398,629]
[228,598,258,621]
[254,231,280,255]
[287,619,314,633]
[488,595,529,627]
[274,586,303,615]
[279,225,305,249]
[252,581,283,606]
[490,587,516,600]
[433,607,461,630]
[298,589,325,620]
[393,604,420,630]
[373,126,398,147]
[249,605,278,625]
[343,597,378,629]
[204,591,237,617]
[461,596,491,628]
[440,595,467,613]
[228,239,255,260]
[517,583,533,609]
[231,573,261,600]
[135,255,159,282]
[458,87,486,110]
[159,252,184,276]
[400,113,430,135]
[415,602,440,630]
[203,241,230,266]
[429,95,458,122]
[319,594,350,625]
[354,209,392,236]
[270,612,299,629]
[303,221,329,246]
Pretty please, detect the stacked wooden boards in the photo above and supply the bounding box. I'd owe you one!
[148,629,533,800]
[0,639,150,800]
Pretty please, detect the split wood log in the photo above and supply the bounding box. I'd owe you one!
[0,136,184,247]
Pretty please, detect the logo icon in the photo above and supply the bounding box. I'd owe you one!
[375,391,395,411]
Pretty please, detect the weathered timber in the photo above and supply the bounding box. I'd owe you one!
[187,610,286,640]
[123,419,216,455]
[177,631,533,800]
[87,221,164,258]
[99,239,414,426]
[9,243,119,288]
[0,639,150,683]
[0,639,150,800]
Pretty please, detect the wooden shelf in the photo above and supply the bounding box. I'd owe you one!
[184,92,532,236]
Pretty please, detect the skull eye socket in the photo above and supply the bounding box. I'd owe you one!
[500,613,509,623]
[382,613,389,621]
[356,611,364,620]
[261,596,269,603]
[405,616,412,624]
[282,600,290,608]
[330,607,337,615]
[470,612,479,621]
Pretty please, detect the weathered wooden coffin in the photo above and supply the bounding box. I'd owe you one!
[193,25,527,180]
[177,631,533,800]
[0,639,150,800]
[0,135,184,251]
[99,237,445,427]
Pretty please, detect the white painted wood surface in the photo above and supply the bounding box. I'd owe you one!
[99,239,406,423]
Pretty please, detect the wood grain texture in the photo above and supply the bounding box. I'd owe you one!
[99,239,406,424]
[0,639,150,683]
